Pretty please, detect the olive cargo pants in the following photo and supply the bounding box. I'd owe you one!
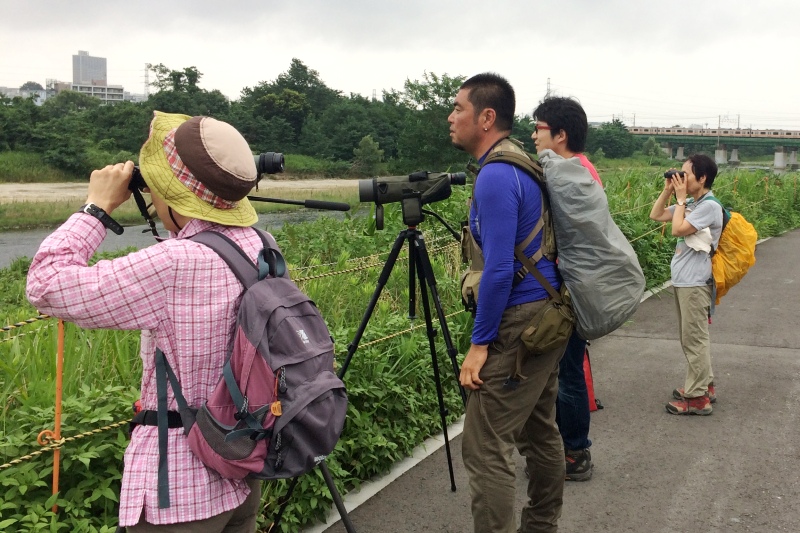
[462,300,567,533]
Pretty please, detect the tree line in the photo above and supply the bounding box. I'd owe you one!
[1,58,741,180]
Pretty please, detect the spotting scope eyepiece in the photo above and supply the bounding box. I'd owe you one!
[255,152,285,175]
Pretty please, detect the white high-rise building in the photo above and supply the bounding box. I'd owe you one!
[69,51,123,104]
[72,50,107,86]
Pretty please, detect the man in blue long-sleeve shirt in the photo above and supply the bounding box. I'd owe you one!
[450,73,567,533]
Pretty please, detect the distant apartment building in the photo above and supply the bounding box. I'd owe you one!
[4,52,138,106]
[73,50,107,86]
[124,91,147,103]
[0,86,46,105]
[71,83,125,104]
[69,51,124,104]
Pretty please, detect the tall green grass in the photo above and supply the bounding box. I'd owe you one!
[0,152,83,183]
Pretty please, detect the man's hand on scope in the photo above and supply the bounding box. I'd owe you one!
[86,161,135,215]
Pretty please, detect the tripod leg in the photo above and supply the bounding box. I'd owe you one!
[267,477,299,532]
[413,233,468,406]
[267,464,357,533]
[320,460,357,533]
[339,229,410,379]
[408,231,417,319]
[413,236,458,492]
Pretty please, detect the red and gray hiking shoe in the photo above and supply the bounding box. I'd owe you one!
[673,383,716,403]
[565,448,593,481]
[665,394,712,415]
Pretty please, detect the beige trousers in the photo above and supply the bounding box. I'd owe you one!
[462,300,567,533]
[674,285,714,397]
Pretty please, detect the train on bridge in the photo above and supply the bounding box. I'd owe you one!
[628,126,800,139]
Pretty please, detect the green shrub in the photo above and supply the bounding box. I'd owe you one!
[0,152,82,183]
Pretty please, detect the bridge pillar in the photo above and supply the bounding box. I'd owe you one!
[789,149,798,170]
[714,145,727,165]
[661,143,672,159]
[774,146,787,170]
[728,148,741,166]
[675,146,685,160]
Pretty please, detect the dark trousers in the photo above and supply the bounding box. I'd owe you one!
[555,331,592,452]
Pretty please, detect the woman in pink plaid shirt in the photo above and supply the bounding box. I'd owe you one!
[27,112,268,532]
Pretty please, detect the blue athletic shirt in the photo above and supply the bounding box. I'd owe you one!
[470,158,561,345]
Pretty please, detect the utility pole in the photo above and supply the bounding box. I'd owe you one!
[144,64,150,98]
[545,78,551,99]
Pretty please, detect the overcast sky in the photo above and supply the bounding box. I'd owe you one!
[2,0,799,130]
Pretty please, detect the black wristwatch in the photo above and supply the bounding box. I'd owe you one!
[77,203,124,235]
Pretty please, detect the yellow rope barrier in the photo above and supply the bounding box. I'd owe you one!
[291,250,389,273]
[349,310,466,350]
[294,259,386,283]
[0,419,131,472]
[610,202,651,217]
[1,314,51,333]
[2,320,55,343]
[629,225,667,243]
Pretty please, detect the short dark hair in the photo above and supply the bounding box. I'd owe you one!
[688,154,718,188]
[460,73,515,132]
[532,96,589,153]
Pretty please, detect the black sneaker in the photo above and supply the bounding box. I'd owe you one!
[565,448,593,481]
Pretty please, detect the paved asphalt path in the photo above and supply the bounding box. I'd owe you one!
[308,229,800,533]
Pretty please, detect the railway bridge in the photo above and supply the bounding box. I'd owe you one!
[628,126,800,169]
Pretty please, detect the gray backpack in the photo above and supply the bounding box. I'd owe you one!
[537,150,645,339]
[144,229,347,509]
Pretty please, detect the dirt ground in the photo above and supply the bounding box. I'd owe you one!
[0,179,359,204]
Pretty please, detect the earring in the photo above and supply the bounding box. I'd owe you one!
[483,127,488,132]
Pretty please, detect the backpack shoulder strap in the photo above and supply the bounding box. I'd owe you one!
[699,194,731,229]
[478,137,555,274]
[482,137,545,184]
[190,229,286,288]
[154,347,195,509]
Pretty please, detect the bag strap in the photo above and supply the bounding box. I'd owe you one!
[475,143,552,283]
[189,229,286,287]
[187,230,277,438]
[154,348,195,509]
[693,194,725,318]
[482,138,545,185]
[513,245,562,302]
[698,193,731,229]
[151,230,283,508]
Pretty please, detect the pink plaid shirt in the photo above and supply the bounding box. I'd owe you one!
[26,213,269,526]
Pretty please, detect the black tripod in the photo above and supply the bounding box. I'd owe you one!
[269,196,466,532]
[338,195,468,490]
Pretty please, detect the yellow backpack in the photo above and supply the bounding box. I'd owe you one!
[706,195,757,304]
